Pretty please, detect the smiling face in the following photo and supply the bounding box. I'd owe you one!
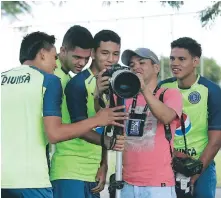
[60,46,91,74]
[129,55,159,83]
[92,41,120,72]
[170,47,199,80]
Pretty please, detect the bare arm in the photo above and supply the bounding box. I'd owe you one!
[101,148,108,166]
[142,88,177,124]
[44,116,98,144]
[199,84,221,170]
[44,106,127,144]
[199,130,221,171]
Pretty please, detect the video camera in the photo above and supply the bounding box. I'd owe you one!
[102,64,141,99]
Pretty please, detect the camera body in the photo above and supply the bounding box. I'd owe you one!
[102,64,141,99]
[173,156,203,177]
[102,64,124,77]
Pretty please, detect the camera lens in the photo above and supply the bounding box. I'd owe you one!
[112,71,140,98]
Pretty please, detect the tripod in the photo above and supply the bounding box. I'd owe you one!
[108,94,125,198]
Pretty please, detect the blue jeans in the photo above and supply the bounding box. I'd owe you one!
[1,188,53,198]
[51,179,100,198]
[193,161,216,198]
[121,182,176,198]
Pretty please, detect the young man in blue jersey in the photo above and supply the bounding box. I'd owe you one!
[1,31,127,198]
[160,37,221,198]
[49,25,94,171]
[51,30,121,198]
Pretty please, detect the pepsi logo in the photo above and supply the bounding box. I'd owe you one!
[175,113,192,136]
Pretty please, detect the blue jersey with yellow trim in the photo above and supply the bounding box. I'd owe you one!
[50,68,103,182]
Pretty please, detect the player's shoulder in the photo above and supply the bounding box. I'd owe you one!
[160,87,181,99]
[30,67,61,89]
[158,77,177,87]
[198,76,221,94]
[67,69,91,88]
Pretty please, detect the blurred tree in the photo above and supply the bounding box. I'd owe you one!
[1,1,66,19]
[2,1,220,27]
[159,56,221,83]
[102,1,221,27]
[1,1,31,19]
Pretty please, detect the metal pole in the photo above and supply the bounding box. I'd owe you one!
[115,151,123,198]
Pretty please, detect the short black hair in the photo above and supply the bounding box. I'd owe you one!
[171,37,202,58]
[62,25,94,50]
[19,31,55,64]
[94,30,121,51]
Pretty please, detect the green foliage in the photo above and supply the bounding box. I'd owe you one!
[160,1,184,9]
[2,1,221,27]
[200,2,221,27]
[1,1,31,18]
[196,57,221,83]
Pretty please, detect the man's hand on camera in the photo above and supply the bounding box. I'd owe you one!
[113,134,125,151]
[136,73,146,92]
[94,105,128,127]
[103,134,125,151]
[94,69,110,98]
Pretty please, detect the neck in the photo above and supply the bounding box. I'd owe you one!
[90,61,99,76]
[58,54,69,73]
[178,72,197,89]
[23,60,41,70]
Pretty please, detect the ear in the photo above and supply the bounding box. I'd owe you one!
[39,48,45,60]
[154,64,160,75]
[60,46,66,56]
[193,57,200,68]
[91,49,96,60]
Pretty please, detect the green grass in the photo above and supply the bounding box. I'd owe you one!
[107,150,221,187]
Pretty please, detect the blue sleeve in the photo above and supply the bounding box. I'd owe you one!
[208,84,221,131]
[65,75,88,123]
[43,74,62,117]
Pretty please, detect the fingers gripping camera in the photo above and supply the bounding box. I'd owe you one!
[102,64,141,98]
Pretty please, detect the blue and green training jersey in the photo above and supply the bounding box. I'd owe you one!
[1,65,62,188]
[159,75,221,159]
[50,68,103,182]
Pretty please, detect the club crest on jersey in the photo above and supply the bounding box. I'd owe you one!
[175,113,191,136]
[188,91,201,104]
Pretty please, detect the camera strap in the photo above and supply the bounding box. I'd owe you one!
[181,114,188,154]
[131,86,160,115]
